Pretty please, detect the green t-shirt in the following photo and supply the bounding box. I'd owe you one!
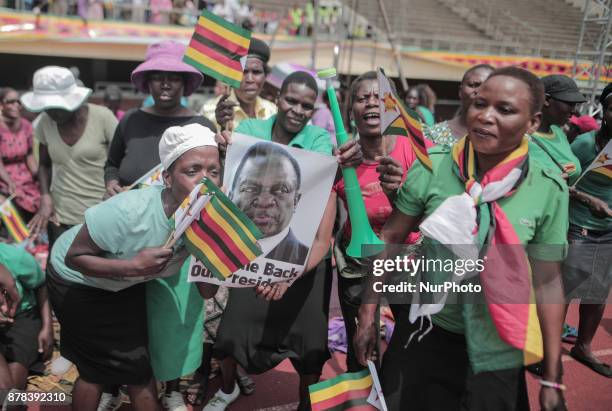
[0,244,44,315]
[50,186,175,291]
[570,131,612,231]
[235,115,333,155]
[417,106,435,127]
[529,125,582,186]
[395,145,569,372]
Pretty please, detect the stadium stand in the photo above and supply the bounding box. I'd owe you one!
[251,0,589,58]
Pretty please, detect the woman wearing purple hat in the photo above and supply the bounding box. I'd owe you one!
[104,40,215,196]
[101,40,217,411]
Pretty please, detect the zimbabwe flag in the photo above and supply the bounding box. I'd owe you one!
[183,10,252,89]
[377,68,432,171]
[309,365,386,411]
[0,197,29,243]
[183,178,263,280]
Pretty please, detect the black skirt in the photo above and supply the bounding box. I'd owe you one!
[215,259,332,375]
[46,264,153,385]
[0,308,45,374]
[381,306,529,411]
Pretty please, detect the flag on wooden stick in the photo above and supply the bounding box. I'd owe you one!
[183,9,252,88]
[309,361,387,411]
[0,196,29,243]
[179,178,263,280]
[377,68,432,171]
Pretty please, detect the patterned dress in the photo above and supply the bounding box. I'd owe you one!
[424,121,458,147]
[0,119,40,214]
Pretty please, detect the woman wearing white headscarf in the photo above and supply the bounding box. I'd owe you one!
[46,124,221,411]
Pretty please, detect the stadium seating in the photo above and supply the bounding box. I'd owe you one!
[251,0,589,58]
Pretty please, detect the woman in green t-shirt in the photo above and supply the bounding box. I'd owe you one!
[0,244,52,398]
[529,74,585,186]
[46,124,221,411]
[563,82,612,378]
[355,67,568,411]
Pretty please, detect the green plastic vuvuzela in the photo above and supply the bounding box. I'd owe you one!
[317,68,385,258]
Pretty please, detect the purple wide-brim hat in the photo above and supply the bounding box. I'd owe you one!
[131,40,203,96]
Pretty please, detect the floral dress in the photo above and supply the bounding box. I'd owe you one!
[0,119,40,214]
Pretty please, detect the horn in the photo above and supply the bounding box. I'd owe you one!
[318,68,385,258]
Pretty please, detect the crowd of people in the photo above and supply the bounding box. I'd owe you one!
[3,0,346,35]
[0,33,610,411]
[4,0,254,27]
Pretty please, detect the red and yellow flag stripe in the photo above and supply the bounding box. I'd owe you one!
[309,369,377,411]
[592,164,612,179]
[184,10,252,89]
[184,179,262,280]
[385,93,432,171]
[0,199,29,243]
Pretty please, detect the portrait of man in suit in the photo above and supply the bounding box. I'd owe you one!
[229,142,309,265]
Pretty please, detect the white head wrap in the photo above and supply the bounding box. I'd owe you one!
[159,123,218,170]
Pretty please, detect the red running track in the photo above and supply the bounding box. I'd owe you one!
[26,304,610,411]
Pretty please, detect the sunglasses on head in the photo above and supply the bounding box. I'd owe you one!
[2,99,21,105]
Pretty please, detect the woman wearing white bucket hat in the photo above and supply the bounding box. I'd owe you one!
[21,66,118,249]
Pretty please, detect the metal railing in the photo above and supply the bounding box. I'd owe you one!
[395,31,576,59]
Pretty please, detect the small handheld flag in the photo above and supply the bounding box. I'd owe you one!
[377,68,432,171]
[308,361,387,411]
[181,178,263,280]
[183,10,252,89]
[0,195,30,243]
[127,164,165,190]
[171,182,213,241]
[573,139,612,186]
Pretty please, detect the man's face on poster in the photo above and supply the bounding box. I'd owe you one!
[231,155,301,237]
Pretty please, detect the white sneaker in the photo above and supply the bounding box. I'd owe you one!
[162,391,188,411]
[97,392,122,411]
[203,383,240,411]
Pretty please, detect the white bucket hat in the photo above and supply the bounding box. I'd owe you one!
[20,66,92,113]
[159,123,218,170]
